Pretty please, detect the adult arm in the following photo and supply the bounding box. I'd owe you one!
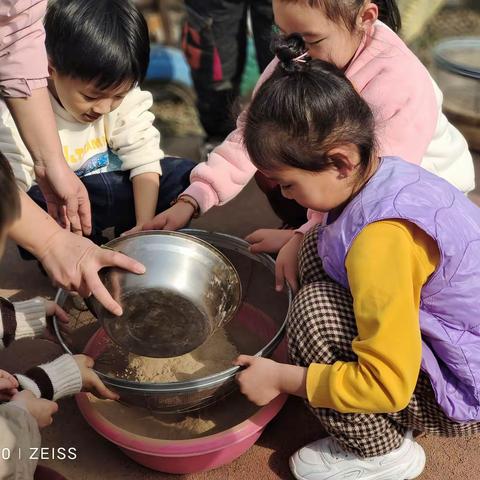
[0,0,91,234]
[5,91,92,235]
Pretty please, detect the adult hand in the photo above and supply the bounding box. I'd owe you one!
[5,91,92,235]
[234,355,282,406]
[34,162,92,236]
[10,390,58,428]
[275,233,304,293]
[142,201,195,231]
[0,370,19,401]
[245,228,295,254]
[73,355,119,400]
[38,230,145,316]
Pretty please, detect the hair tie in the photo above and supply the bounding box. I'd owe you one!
[293,51,309,63]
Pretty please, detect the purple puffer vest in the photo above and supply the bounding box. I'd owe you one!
[317,157,480,422]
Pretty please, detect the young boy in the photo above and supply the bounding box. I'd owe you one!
[0,152,118,478]
[0,0,196,243]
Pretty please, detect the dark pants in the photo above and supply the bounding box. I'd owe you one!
[20,157,195,259]
[183,0,274,141]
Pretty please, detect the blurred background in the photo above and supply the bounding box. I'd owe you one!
[132,0,480,159]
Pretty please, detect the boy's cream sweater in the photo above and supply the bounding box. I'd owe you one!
[0,86,164,190]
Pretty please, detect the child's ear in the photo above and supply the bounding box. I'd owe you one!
[357,2,379,32]
[47,58,56,77]
[327,145,358,179]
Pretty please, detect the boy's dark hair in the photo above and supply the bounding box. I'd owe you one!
[244,34,376,177]
[0,152,21,231]
[45,0,150,90]
[280,0,401,33]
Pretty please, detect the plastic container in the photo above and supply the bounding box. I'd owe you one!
[433,37,480,151]
[76,338,288,474]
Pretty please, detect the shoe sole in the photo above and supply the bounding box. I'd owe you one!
[289,442,426,480]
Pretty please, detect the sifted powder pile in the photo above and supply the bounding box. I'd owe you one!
[90,387,259,440]
[125,328,239,383]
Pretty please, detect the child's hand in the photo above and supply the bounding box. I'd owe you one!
[121,224,143,237]
[275,233,303,293]
[0,370,19,401]
[42,300,70,342]
[142,201,195,231]
[234,355,282,406]
[10,390,58,428]
[73,354,119,401]
[245,228,295,254]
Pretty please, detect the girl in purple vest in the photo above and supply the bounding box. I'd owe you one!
[233,34,480,480]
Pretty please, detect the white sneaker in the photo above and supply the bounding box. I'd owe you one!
[289,431,425,480]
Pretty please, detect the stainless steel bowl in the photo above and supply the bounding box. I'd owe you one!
[54,230,291,413]
[85,231,242,357]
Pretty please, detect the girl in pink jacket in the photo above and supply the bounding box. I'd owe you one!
[146,0,474,283]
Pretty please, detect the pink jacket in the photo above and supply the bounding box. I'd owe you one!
[0,0,48,97]
[183,22,469,231]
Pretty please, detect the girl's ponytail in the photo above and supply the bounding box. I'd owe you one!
[373,0,402,33]
[273,33,311,74]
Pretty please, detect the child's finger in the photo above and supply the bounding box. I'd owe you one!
[164,219,180,231]
[142,214,167,231]
[0,372,18,388]
[59,322,73,335]
[97,384,120,401]
[233,355,254,367]
[244,230,263,244]
[0,378,14,390]
[0,369,17,381]
[248,241,267,254]
[121,225,141,237]
[275,261,285,292]
[53,305,70,323]
[285,266,299,294]
[91,376,119,400]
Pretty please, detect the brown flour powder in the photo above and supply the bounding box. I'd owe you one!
[124,328,239,383]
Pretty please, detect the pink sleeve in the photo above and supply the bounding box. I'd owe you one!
[0,0,49,98]
[296,210,325,234]
[183,58,280,213]
[361,69,438,166]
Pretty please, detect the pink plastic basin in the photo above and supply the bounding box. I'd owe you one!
[76,391,286,474]
[76,304,288,474]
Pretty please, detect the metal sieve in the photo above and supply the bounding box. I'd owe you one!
[84,231,242,358]
[54,230,291,413]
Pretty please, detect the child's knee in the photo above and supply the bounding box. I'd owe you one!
[288,282,333,331]
[288,281,355,341]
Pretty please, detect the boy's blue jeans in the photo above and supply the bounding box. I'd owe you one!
[20,157,195,259]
